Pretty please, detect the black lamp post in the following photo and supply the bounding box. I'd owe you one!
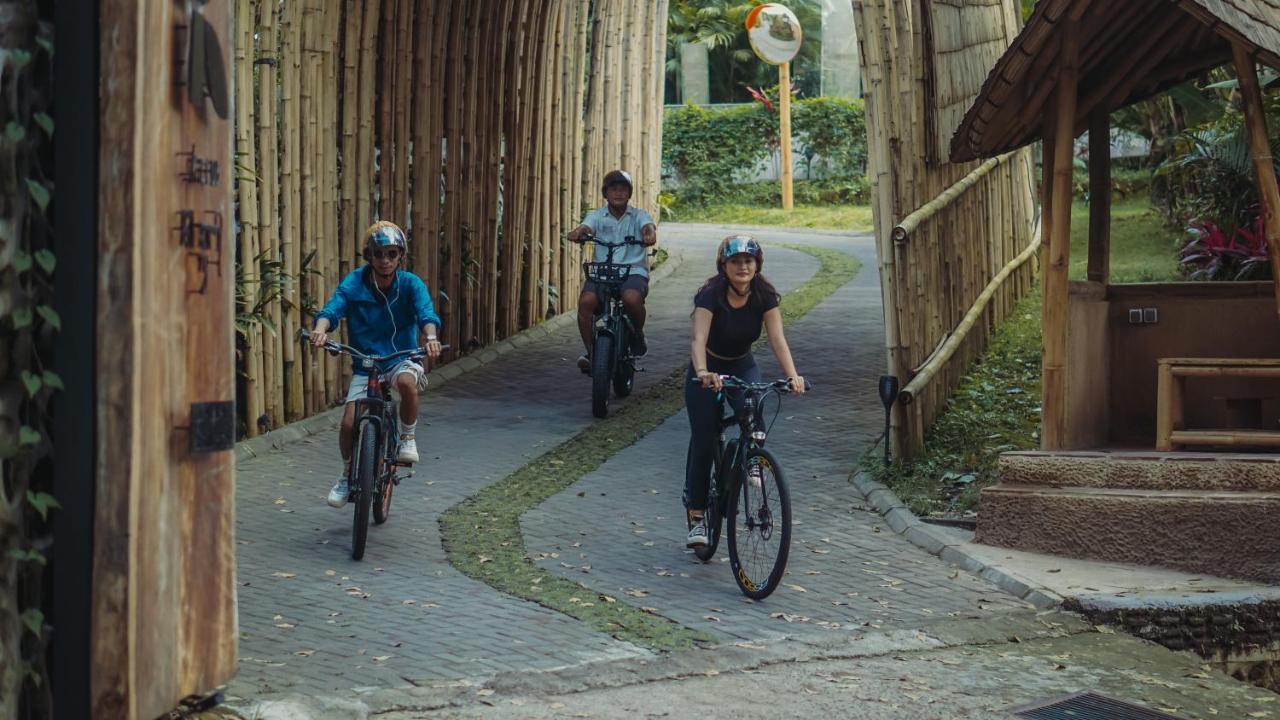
[878,375,899,466]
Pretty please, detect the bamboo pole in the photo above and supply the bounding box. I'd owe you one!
[235,0,264,437]
[1041,22,1079,451]
[899,218,1043,404]
[1231,41,1280,316]
[1087,110,1110,283]
[892,152,1015,243]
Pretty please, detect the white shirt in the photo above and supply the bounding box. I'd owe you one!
[582,205,655,277]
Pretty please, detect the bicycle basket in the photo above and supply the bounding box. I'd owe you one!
[584,262,631,285]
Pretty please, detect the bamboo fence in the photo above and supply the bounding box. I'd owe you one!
[854,0,1038,458]
[231,0,665,436]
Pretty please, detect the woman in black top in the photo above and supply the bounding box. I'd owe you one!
[685,235,804,548]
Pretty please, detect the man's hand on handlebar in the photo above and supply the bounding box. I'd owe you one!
[420,331,443,360]
[307,325,330,348]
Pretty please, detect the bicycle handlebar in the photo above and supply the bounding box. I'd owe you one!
[575,231,644,248]
[689,375,813,394]
[299,329,451,364]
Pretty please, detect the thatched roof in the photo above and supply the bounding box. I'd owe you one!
[950,0,1280,162]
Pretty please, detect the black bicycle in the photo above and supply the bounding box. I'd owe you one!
[688,375,807,599]
[580,233,646,418]
[301,330,448,560]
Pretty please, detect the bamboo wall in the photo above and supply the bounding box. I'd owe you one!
[233,0,667,436]
[854,0,1038,458]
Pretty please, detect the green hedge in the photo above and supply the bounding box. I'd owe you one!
[663,97,867,205]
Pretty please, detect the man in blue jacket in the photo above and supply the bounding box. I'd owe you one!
[309,221,442,508]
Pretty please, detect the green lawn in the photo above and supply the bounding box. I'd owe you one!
[1069,197,1182,283]
[668,203,875,232]
[864,197,1184,516]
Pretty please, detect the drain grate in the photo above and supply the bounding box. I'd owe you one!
[1011,691,1187,719]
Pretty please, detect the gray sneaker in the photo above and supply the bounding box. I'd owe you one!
[327,477,349,508]
[686,517,709,547]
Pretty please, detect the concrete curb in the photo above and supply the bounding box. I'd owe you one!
[235,248,688,464]
[850,470,1065,610]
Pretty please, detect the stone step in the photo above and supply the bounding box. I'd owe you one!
[998,450,1280,492]
[975,483,1280,583]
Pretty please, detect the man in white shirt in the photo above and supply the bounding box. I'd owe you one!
[566,169,658,372]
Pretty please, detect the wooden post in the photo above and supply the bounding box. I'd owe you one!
[1087,109,1110,284]
[1042,23,1078,451]
[1231,41,1280,316]
[779,61,794,210]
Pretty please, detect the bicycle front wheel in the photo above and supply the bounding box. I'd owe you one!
[351,423,377,560]
[591,333,613,418]
[373,421,396,525]
[727,447,791,599]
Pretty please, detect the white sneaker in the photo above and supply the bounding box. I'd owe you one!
[686,517,709,548]
[748,466,763,491]
[327,478,349,508]
[397,436,419,464]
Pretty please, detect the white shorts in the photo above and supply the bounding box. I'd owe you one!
[345,360,426,403]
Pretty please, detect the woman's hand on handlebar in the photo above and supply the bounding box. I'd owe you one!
[787,375,807,395]
[697,370,723,391]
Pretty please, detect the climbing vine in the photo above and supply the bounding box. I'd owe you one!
[0,4,57,718]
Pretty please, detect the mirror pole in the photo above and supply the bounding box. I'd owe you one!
[779,61,794,210]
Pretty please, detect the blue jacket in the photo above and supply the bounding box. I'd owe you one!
[315,267,442,374]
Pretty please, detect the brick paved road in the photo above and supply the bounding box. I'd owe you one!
[522,226,1027,648]
[230,224,1027,703]
[229,232,817,698]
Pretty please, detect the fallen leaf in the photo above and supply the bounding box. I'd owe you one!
[294,649,315,657]
[271,572,297,579]
[784,584,808,593]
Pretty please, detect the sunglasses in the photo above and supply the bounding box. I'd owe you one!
[370,248,403,261]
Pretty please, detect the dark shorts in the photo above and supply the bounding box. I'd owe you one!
[581,274,648,309]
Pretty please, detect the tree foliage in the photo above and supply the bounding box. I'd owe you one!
[666,0,825,103]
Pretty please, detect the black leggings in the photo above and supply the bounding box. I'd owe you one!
[683,355,760,511]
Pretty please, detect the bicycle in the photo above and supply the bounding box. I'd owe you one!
[688,375,809,599]
[301,330,449,561]
[579,232,647,418]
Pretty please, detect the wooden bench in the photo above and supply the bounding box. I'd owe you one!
[1156,357,1280,450]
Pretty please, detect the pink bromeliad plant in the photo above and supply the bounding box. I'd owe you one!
[1179,210,1271,280]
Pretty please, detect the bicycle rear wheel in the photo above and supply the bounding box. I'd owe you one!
[351,423,377,560]
[727,447,790,599]
[689,439,722,561]
[591,333,613,418]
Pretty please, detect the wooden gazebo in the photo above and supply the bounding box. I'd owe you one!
[950,0,1280,582]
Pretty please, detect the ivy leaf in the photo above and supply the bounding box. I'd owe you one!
[25,179,49,212]
[19,370,41,397]
[12,306,32,329]
[5,122,25,143]
[33,112,53,138]
[12,251,32,273]
[11,49,31,68]
[18,426,40,446]
[41,370,64,391]
[33,249,55,274]
[26,491,60,520]
[36,35,53,57]
[20,608,43,637]
[36,305,60,331]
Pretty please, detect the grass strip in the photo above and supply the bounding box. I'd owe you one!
[439,244,860,650]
